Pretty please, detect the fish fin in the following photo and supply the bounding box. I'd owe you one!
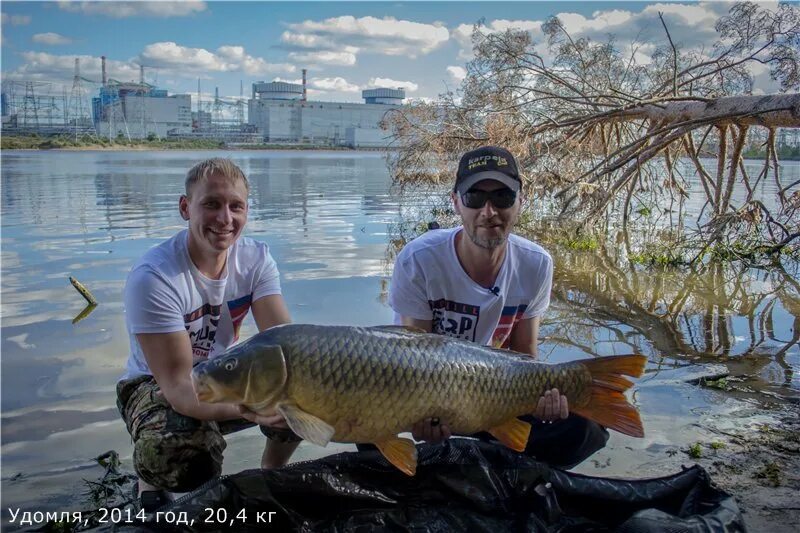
[371,325,428,334]
[275,403,335,446]
[571,355,647,438]
[488,418,531,452]
[375,437,418,476]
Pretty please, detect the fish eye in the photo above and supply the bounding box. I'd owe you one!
[224,359,237,371]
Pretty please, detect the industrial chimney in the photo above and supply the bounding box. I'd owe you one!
[101,56,107,87]
[302,68,307,102]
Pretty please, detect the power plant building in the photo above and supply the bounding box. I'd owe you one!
[93,82,192,139]
[248,82,404,147]
[5,52,406,146]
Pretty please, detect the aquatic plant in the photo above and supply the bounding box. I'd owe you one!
[687,443,703,458]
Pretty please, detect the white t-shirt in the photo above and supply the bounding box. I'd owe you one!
[122,229,282,380]
[389,227,553,348]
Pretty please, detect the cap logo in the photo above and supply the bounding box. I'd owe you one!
[467,155,508,171]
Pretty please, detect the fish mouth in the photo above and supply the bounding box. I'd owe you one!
[191,373,215,402]
[194,385,214,402]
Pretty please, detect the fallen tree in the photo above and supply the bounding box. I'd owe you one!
[385,2,800,264]
[609,94,799,127]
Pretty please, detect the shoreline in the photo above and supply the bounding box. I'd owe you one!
[0,145,388,153]
[0,143,793,159]
[0,135,392,152]
[1,147,387,153]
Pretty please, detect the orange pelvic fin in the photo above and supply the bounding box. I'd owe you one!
[375,437,418,476]
[488,417,531,452]
[570,354,647,438]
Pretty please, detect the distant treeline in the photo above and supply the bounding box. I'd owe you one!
[0,134,225,150]
[0,134,364,151]
[742,144,800,160]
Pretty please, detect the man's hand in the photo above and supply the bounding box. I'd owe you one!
[411,417,452,444]
[238,405,290,429]
[534,388,569,422]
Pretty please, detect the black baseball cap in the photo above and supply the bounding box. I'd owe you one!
[455,146,521,195]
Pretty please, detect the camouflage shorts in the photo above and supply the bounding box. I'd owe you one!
[116,375,300,492]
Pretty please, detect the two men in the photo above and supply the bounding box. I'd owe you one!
[117,158,298,509]
[389,146,608,468]
[118,148,605,509]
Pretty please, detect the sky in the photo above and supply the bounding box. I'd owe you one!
[0,1,783,112]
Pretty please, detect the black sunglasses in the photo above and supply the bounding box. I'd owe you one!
[461,188,517,209]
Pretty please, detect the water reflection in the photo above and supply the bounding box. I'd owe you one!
[1,150,797,519]
[539,243,800,398]
[388,162,799,400]
[0,150,398,511]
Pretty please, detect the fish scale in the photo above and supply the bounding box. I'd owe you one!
[193,324,645,474]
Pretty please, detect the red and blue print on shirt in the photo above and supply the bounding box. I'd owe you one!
[491,304,527,348]
[227,294,252,342]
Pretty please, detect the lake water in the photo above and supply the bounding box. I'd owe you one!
[1,150,798,526]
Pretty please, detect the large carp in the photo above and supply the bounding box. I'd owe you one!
[192,324,646,475]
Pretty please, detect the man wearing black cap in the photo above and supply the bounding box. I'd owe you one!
[388,146,609,468]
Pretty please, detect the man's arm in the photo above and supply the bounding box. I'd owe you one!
[244,292,299,469]
[251,294,291,332]
[399,315,432,332]
[137,331,242,421]
[508,316,541,357]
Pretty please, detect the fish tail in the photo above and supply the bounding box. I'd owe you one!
[570,355,646,438]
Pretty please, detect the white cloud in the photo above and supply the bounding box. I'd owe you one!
[288,50,357,67]
[640,3,720,29]
[310,77,360,93]
[452,23,475,49]
[446,66,466,83]
[281,15,449,60]
[32,32,73,45]
[139,42,295,76]
[452,2,739,61]
[368,77,418,92]
[618,42,658,66]
[1,13,32,25]
[57,1,206,18]
[557,10,634,35]
[280,32,337,50]
[453,19,544,60]
[576,2,731,53]
[4,52,139,85]
[140,42,227,71]
[4,41,294,87]
[215,45,295,75]
[216,45,247,61]
[745,60,782,94]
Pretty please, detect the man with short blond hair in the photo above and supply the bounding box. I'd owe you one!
[184,157,249,195]
[117,158,298,511]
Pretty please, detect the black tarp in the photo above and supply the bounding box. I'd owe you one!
[136,439,745,532]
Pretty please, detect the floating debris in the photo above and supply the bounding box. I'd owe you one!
[69,276,98,306]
